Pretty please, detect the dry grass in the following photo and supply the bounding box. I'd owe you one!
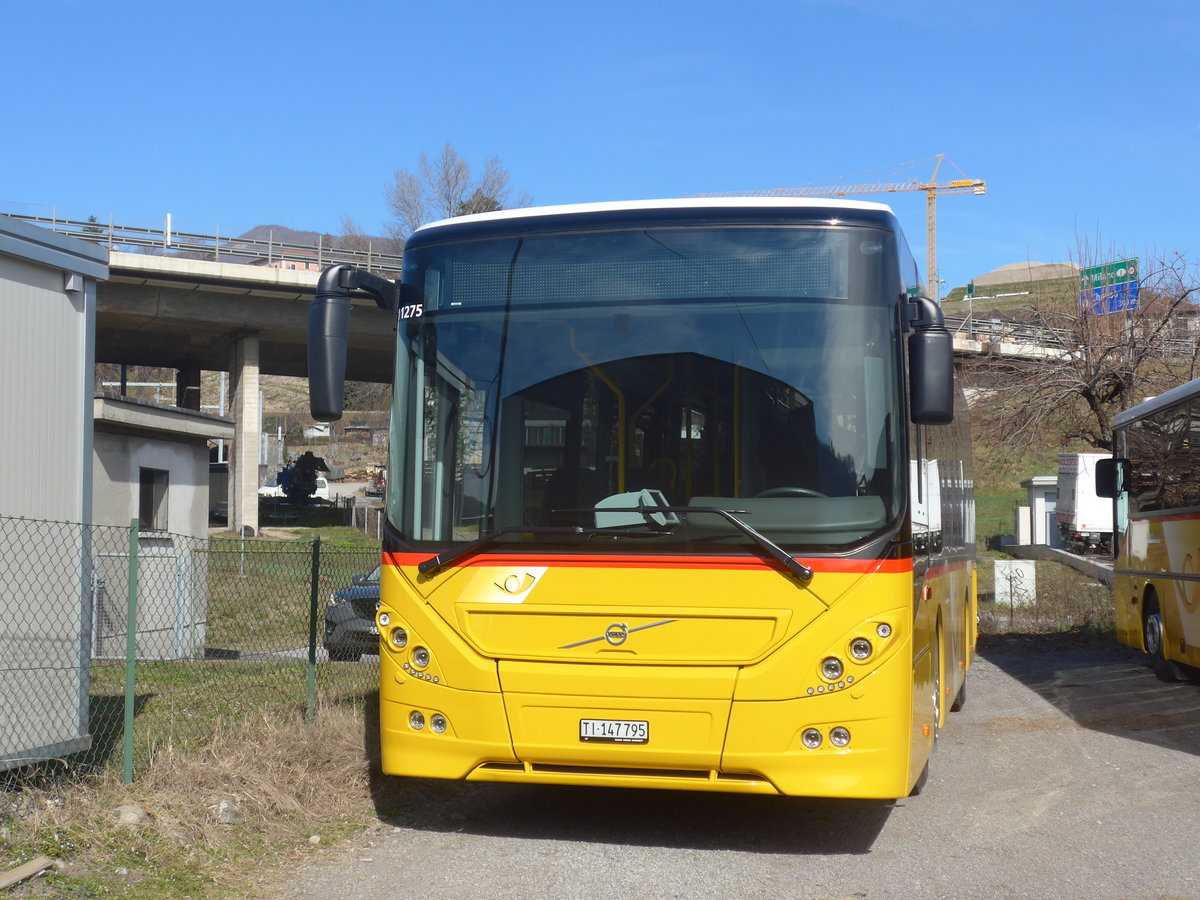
[2,701,375,898]
[978,557,1114,635]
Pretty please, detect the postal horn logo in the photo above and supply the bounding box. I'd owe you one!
[496,573,536,595]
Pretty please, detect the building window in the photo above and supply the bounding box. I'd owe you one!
[139,467,169,531]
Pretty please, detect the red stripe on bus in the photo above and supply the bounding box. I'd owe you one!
[1131,511,1200,524]
[922,559,975,579]
[383,551,913,575]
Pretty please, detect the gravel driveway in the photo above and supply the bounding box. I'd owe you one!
[263,636,1200,900]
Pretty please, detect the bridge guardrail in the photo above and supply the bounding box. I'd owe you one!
[1,212,405,275]
[945,315,1197,358]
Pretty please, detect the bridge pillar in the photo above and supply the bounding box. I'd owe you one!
[176,366,201,411]
[228,334,260,536]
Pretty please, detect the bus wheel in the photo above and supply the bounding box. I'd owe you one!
[932,626,944,741]
[951,598,969,712]
[1144,593,1182,683]
[909,761,929,797]
[950,677,967,712]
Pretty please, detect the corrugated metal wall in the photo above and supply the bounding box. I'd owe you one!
[0,252,89,520]
[0,217,107,770]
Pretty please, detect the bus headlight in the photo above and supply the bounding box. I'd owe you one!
[830,726,851,747]
[409,710,425,730]
[821,657,844,681]
[390,628,408,649]
[849,638,872,660]
[412,646,431,668]
[876,622,892,638]
[801,728,823,749]
[430,714,448,734]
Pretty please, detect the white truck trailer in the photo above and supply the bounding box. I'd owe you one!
[1055,452,1113,553]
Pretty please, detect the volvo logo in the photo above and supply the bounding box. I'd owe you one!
[559,618,676,650]
[604,623,629,646]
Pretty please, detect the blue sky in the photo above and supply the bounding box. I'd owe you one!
[3,0,1197,293]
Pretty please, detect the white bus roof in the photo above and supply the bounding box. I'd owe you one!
[414,197,896,236]
[1112,376,1200,430]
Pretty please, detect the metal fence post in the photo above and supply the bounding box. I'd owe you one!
[122,520,140,783]
[306,534,321,721]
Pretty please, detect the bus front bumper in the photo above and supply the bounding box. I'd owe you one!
[379,685,913,799]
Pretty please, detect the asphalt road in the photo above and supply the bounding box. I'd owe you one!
[265,637,1200,900]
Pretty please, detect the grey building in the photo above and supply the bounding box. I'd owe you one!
[91,394,233,659]
[0,215,107,770]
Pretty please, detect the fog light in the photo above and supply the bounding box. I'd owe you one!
[412,646,430,668]
[409,710,425,730]
[850,638,872,660]
[390,628,408,649]
[876,622,892,638]
[379,612,391,627]
[830,726,851,747]
[821,657,844,681]
[801,728,823,749]
[430,714,447,734]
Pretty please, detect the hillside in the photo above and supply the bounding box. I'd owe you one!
[237,224,402,255]
[941,275,1080,318]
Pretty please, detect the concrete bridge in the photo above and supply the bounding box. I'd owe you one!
[98,252,395,535]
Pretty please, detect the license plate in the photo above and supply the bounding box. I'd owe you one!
[579,718,649,744]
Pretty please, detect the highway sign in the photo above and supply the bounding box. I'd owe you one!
[1079,258,1139,315]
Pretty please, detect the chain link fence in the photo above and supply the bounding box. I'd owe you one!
[0,516,379,782]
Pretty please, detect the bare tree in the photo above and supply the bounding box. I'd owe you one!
[338,215,371,253]
[965,249,1200,455]
[385,143,528,240]
[343,380,392,411]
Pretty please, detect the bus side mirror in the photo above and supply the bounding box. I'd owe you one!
[907,296,954,425]
[1095,457,1127,499]
[309,265,401,422]
[308,293,351,421]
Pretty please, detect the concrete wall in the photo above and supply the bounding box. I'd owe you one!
[93,428,212,538]
[91,399,233,661]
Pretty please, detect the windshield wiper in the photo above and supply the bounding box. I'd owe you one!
[558,504,814,584]
[419,509,814,585]
[418,526,593,576]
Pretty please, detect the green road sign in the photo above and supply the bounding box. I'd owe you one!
[1079,258,1139,315]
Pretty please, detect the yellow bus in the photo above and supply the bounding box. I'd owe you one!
[1098,377,1200,682]
[308,199,976,799]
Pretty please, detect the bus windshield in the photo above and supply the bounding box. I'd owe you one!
[390,224,903,552]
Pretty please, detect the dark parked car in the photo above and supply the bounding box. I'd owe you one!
[323,565,381,662]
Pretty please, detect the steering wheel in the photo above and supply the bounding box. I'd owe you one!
[755,487,827,498]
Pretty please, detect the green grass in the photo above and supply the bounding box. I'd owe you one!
[78,657,376,774]
[941,275,1079,317]
[972,442,1068,547]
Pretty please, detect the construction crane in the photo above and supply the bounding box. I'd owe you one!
[693,155,986,302]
